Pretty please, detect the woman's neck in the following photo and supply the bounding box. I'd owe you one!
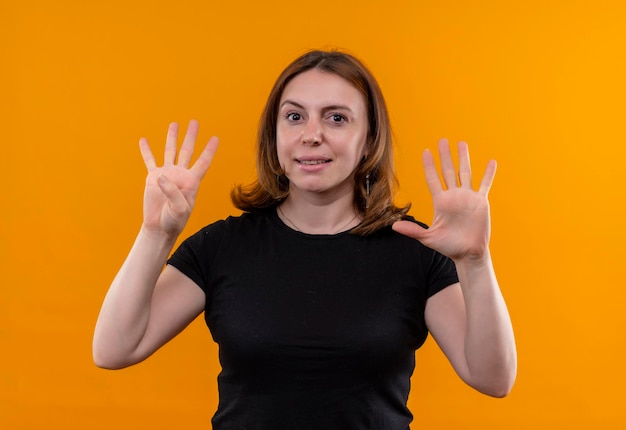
[277,190,361,235]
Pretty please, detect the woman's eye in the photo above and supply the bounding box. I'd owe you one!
[330,114,346,123]
[287,113,301,121]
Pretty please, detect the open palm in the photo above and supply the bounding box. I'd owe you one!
[139,120,218,237]
[393,139,496,262]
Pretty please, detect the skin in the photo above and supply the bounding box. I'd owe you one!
[93,78,516,397]
[275,69,369,233]
[92,121,215,368]
[393,140,516,396]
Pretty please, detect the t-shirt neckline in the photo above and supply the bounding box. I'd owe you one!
[269,206,359,240]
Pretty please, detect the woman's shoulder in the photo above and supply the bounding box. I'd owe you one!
[366,214,428,240]
[193,208,276,238]
[366,214,439,257]
[399,214,429,230]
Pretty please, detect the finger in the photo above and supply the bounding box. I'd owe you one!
[458,141,472,189]
[178,119,199,168]
[164,122,179,165]
[139,137,157,171]
[157,174,190,216]
[438,138,458,189]
[422,149,443,195]
[478,159,497,196]
[190,136,220,179]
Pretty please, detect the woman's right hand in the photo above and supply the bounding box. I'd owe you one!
[139,120,219,237]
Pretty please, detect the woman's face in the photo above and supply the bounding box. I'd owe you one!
[276,69,369,199]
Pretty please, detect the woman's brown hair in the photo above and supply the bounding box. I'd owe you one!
[231,50,410,235]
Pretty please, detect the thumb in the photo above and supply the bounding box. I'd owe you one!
[157,175,191,216]
[392,220,429,241]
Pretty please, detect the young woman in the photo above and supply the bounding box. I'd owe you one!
[93,50,516,429]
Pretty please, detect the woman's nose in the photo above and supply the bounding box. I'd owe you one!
[301,118,321,145]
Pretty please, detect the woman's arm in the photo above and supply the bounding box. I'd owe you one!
[92,120,218,369]
[424,259,516,397]
[393,139,516,397]
[92,231,206,369]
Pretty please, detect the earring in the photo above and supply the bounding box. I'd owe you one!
[276,174,289,192]
[366,173,370,197]
[277,174,284,191]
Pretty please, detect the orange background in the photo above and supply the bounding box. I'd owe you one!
[2,0,625,428]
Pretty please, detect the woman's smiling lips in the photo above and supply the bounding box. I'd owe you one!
[295,156,332,171]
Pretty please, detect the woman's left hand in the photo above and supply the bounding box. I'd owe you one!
[392,139,496,262]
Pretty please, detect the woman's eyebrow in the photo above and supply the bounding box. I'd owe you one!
[323,104,354,114]
[280,100,305,109]
[280,99,354,113]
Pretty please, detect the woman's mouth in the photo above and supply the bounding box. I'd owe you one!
[297,159,331,165]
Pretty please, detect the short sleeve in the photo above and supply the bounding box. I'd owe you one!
[167,220,226,295]
[404,216,459,298]
[425,251,459,298]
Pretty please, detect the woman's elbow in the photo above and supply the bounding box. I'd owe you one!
[92,348,128,370]
[92,339,140,370]
[471,366,517,398]
[481,378,515,398]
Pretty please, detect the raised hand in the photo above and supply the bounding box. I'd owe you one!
[392,139,496,262]
[139,120,219,237]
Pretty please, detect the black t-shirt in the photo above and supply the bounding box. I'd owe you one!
[168,208,458,430]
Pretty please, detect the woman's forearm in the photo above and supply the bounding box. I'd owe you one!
[454,253,517,397]
[92,227,177,369]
